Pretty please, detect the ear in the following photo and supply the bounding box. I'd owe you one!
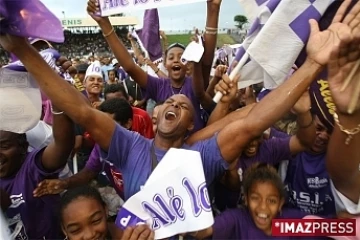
[61,224,67,238]
[244,196,248,207]
[21,142,29,155]
[124,119,133,130]
[187,122,194,133]
[278,198,285,212]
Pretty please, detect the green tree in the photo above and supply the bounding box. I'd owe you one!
[234,15,248,29]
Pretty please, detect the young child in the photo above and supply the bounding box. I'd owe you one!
[59,186,113,240]
[194,163,325,239]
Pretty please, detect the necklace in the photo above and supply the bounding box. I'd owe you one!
[170,85,184,96]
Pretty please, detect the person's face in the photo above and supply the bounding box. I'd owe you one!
[244,136,262,158]
[105,92,127,102]
[311,116,330,154]
[165,47,186,82]
[157,94,194,138]
[61,197,108,240]
[152,105,162,134]
[0,131,28,178]
[84,76,103,95]
[108,71,116,81]
[78,73,86,82]
[246,181,284,236]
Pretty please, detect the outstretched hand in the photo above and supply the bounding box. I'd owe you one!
[87,0,108,23]
[306,0,357,67]
[327,0,360,115]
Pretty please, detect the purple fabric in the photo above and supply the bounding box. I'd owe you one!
[0,148,62,239]
[309,70,334,132]
[215,137,291,209]
[269,127,290,139]
[99,125,228,200]
[284,152,336,216]
[42,99,53,126]
[135,9,162,62]
[0,0,64,42]
[142,75,205,134]
[86,145,124,199]
[212,208,315,239]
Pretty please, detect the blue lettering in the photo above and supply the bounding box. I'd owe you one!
[142,196,172,230]
[199,183,211,211]
[167,187,185,220]
[182,178,202,216]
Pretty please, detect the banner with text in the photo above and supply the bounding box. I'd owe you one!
[115,148,214,239]
[99,0,207,16]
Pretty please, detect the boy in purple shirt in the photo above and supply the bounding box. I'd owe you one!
[0,105,74,239]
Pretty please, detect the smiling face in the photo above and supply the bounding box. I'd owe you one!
[61,196,108,240]
[165,47,187,82]
[157,94,194,138]
[0,131,28,178]
[311,116,330,154]
[246,181,284,236]
[84,76,103,95]
[244,136,263,158]
[152,105,162,134]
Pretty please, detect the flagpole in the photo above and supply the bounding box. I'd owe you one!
[213,52,249,103]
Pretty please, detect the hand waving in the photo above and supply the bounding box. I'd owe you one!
[33,179,67,197]
[306,0,355,66]
[327,0,360,115]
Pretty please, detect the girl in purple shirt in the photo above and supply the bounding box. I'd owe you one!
[192,163,324,239]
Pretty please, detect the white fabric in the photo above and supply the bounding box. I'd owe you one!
[85,60,103,80]
[0,68,42,133]
[99,0,207,16]
[235,0,332,90]
[238,0,269,23]
[330,181,360,214]
[112,59,118,65]
[0,212,11,240]
[26,121,53,152]
[246,0,332,89]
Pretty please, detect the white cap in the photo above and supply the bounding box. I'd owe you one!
[112,59,119,66]
[85,61,103,80]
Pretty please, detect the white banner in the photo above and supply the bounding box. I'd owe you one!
[99,0,207,16]
[115,148,214,239]
[0,68,41,133]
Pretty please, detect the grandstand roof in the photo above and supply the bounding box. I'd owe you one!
[61,16,138,28]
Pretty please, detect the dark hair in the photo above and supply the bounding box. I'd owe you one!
[16,133,27,146]
[99,98,133,126]
[154,101,164,108]
[104,83,129,100]
[242,163,285,200]
[59,186,106,222]
[165,42,186,57]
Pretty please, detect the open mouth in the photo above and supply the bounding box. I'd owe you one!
[165,111,177,121]
[172,65,181,72]
[255,213,269,225]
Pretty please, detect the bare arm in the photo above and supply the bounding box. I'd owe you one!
[192,61,216,111]
[326,112,360,203]
[97,18,148,88]
[186,103,255,145]
[41,105,74,171]
[202,1,221,88]
[6,37,115,151]
[129,36,145,64]
[217,60,323,162]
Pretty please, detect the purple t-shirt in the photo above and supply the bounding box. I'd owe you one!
[141,75,205,133]
[0,149,62,239]
[215,137,292,209]
[212,207,324,239]
[270,127,290,139]
[284,152,336,216]
[86,145,124,199]
[100,124,228,200]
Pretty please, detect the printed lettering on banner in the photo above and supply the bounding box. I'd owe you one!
[272,219,356,237]
[99,0,207,16]
[115,148,214,239]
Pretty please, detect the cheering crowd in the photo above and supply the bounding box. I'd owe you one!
[1,0,360,239]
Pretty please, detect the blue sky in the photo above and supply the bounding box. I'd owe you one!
[41,0,244,30]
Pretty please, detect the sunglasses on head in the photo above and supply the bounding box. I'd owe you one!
[167,42,186,51]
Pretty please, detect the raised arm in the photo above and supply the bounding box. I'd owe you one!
[87,0,148,88]
[0,37,116,152]
[192,61,215,111]
[41,105,74,171]
[216,0,357,162]
[202,0,222,88]
[326,1,360,203]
